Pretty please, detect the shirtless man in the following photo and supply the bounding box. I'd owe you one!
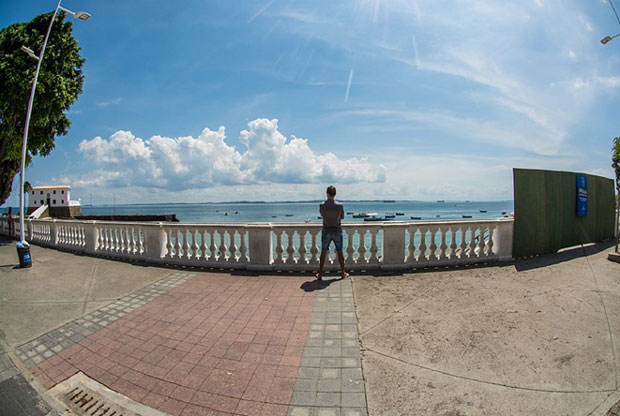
[316,185,349,280]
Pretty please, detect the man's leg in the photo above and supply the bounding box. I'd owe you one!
[336,251,349,278]
[317,250,328,280]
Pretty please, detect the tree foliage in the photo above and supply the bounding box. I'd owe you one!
[0,11,85,205]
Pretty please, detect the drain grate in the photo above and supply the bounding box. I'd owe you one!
[63,385,125,415]
[49,372,169,416]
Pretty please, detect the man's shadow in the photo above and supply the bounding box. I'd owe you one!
[300,277,345,292]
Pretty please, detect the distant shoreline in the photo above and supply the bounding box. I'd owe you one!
[86,199,514,208]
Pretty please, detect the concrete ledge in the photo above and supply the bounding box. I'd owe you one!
[609,251,620,263]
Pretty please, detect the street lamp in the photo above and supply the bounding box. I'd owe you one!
[17,0,90,261]
[601,33,620,44]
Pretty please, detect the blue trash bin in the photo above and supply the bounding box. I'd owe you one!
[16,241,32,268]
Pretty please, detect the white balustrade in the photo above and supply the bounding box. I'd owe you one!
[0,217,514,271]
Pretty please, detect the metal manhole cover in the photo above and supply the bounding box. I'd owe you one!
[49,372,169,416]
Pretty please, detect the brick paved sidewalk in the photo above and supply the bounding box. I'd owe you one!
[17,270,365,415]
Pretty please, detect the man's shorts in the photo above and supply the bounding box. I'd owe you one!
[321,230,343,251]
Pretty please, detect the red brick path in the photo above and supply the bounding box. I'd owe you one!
[32,274,316,416]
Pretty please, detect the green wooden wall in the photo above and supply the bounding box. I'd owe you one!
[513,168,616,258]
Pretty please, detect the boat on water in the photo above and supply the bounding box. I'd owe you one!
[385,213,396,219]
[383,200,395,203]
[462,215,473,218]
[479,210,487,213]
[395,212,404,216]
[352,212,379,218]
[363,213,382,221]
[411,216,422,220]
[346,212,354,215]
[437,200,445,203]
[285,214,294,217]
[304,218,311,223]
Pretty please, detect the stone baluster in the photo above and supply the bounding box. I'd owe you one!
[200,229,209,260]
[449,226,458,259]
[136,227,143,254]
[358,230,367,264]
[173,229,181,258]
[428,226,438,262]
[239,228,248,263]
[229,229,238,263]
[118,227,124,252]
[469,225,478,258]
[274,229,284,265]
[369,228,379,264]
[285,230,295,264]
[298,230,308,265]
[487,224,495,257]
[345,229,355,265]
[181,228,189,259]
[109,227,116,252]
[439,227,448,261]
[98,227,106,251]
[461,226,469,258]
[192,229,200,259]
[165,229,173,258]
[124,227,130,253]
[478,224,487,257]
[218,230,228,262]
[418,228,427,262]
[406,227,415,264]
[310,229,319,265]
[210,230,219,261]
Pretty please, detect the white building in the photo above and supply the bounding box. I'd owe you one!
[28,185,81,217]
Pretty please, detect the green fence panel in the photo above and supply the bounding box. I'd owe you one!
[513,168,615,258]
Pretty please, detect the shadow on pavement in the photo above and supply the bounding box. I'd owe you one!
[515,240,614,272]
[300,277,345,292]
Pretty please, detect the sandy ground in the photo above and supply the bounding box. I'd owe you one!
[353,242,620,416]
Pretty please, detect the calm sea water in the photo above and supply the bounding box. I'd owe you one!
[79,200,514,223]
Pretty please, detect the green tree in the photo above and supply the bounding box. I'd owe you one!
[0,11,85,205]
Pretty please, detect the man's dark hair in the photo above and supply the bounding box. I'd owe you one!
[326,185,336,197]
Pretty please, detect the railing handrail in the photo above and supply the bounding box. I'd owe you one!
[0,216,515,271]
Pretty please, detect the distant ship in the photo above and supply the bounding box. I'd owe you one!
[437,200,445,203]
[383,200,395,203]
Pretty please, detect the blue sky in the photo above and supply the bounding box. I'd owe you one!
[1,0,619,204]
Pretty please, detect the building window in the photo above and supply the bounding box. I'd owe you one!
[53,200,56,204]
[61,200,64,204]
[53,190,56,194]
[61,190,64,194]
[40,191,43,195]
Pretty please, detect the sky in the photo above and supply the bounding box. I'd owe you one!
[1,0,619,205]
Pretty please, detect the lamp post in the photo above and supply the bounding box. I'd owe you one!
[18,1,90,251]
[601,33,620,44]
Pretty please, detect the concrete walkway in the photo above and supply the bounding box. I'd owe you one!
[0,236,619,415]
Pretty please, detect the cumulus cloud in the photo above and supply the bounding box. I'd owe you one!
[78,118,386,190]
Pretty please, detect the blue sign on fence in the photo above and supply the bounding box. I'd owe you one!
[576,175,588,217]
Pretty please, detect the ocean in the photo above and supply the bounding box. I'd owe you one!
[77,200,514,223]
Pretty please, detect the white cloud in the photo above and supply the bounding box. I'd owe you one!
[95,97,123,108]
[77,118,386,190]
